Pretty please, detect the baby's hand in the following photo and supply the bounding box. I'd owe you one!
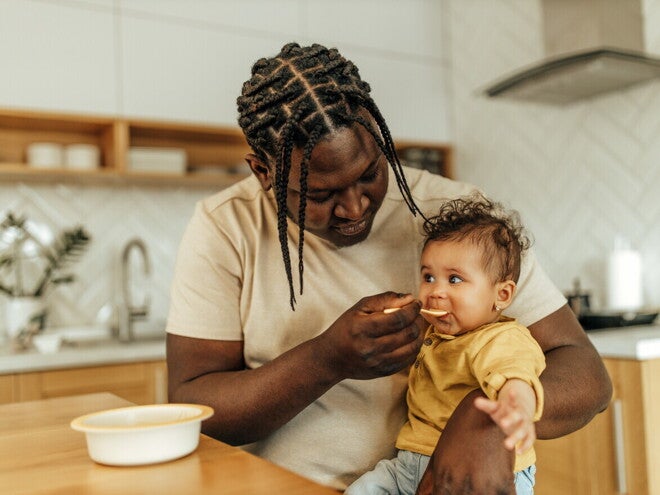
[473,379,537,454]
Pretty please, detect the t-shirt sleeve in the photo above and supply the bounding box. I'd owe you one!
[471,328,546,421]
[166,201,243,341]
[507,249,567,327]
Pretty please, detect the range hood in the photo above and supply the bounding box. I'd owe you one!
[484,0,660,104]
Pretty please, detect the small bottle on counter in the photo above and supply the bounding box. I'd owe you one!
[606,236,643,312]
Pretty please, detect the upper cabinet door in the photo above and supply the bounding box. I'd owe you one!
[0,0,117,115]
[118,1,303,126]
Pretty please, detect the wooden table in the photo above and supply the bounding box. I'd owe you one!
[0,393,339,494]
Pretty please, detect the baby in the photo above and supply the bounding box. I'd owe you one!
[346,194,546,495]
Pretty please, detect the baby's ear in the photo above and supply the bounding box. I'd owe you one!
[495,280,516,310]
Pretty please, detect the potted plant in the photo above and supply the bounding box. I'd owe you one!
[0,212,91,347]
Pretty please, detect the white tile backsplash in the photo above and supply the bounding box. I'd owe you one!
[447,0,660,309]
[0,182,215,332]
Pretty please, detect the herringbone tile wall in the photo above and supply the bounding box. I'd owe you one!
[0,182,215,330]
[447,0,660,311]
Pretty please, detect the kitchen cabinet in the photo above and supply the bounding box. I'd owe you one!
[0,360,167,406]
[535,357,660,495]
[0,108,453,187]
[0,2,117,115]
[0,375,15,404]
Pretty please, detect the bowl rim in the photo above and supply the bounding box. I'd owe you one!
[70,403,214,433]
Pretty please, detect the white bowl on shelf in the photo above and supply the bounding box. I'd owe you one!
[64,144,100,170]
[26,142,64,168]
[70,403,213,466]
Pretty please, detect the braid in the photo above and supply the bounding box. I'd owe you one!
[237,42,423,309]
[297,125,324,296]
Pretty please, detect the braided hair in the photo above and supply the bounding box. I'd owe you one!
[237,42,422,309]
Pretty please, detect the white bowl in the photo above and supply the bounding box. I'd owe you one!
[26,142,64,168]
[70,403,213,466]
[32,332,62,354]
[64,144,100,170]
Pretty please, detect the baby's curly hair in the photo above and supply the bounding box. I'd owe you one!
[422,193,532,283]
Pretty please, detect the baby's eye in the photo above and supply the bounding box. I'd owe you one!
[424,273,435,283]
[449,275,463,284]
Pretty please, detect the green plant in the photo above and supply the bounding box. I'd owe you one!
[0,212,91,297]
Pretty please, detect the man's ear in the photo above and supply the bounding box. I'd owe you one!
[245,153,273,191]
[494,280,516,311]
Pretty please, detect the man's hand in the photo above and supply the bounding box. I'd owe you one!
[317,292,426,380]
[416,389,515,495]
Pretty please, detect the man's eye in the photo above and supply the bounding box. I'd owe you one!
[449,275,463,284]
[308,194,332,204]
[360,167,380,183]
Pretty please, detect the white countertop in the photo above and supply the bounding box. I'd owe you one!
[0,338,165,374]
[587,324,660,360]
[2,324,659,375]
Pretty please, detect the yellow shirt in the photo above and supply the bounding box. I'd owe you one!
[396,317,546,472]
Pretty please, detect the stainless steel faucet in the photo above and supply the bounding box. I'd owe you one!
[118,238,151,342]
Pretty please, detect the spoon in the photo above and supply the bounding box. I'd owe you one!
[420,308,448,317]
[383,307,448,317]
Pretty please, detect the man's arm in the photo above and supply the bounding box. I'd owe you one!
[167,293,425,445]
[528,305,612,438]
[416,304,612,494]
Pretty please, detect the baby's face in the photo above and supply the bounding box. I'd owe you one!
[418,239,500,335]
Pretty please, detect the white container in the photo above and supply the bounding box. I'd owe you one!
[32,331,62,354]
[71,404,213,466]
[26,143,64,168]
[64,144,100,170]
[5,297,47,340]
[606,237,643,312]
[127,147,187,174]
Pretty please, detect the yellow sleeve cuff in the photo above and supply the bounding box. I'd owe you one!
[483,372,544,422]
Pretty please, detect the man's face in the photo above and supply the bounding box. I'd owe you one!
[282,124,389,247]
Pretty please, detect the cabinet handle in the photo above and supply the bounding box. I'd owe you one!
[612,399,627,494]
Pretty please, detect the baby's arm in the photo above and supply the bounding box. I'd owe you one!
[474,378,537,454]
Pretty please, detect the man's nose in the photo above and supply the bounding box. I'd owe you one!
[334,186,368,220]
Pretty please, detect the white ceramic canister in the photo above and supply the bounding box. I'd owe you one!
[605,237,643,312]
[26,142,64,168]
[5,296,47,340]
[64,144,100,170]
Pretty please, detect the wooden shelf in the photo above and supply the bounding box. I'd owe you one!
[0,163,251,188]
[0,108,452,187]
[395,140,453,178]
[0,108,252,188]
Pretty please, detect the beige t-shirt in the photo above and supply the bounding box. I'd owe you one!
[166,166,566,490]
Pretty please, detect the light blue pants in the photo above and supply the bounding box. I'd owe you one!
[345,450,536,495]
